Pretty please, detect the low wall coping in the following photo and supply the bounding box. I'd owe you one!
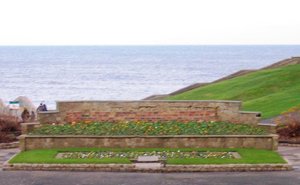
[21,134,278,138]
[258,123,276,127]
[239,111,261,115]
[38,110,59,114]
[3,162,292,172]
[56,100,242,103]
[21,122,40,126]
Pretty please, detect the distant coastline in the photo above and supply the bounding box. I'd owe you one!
[1,45,300,108]
[144,57,300,100]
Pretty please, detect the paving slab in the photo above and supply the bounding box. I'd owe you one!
[0,148,19,169]
[135,163,162,169]
[137,156,160,162]
[278,146,300,171]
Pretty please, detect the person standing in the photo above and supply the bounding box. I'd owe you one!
[21,108,30,123]
[37,102,47,112]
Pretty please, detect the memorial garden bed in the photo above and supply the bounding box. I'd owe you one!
[19,121,277,151]
[29,121,267,136]
[9,148,286,165]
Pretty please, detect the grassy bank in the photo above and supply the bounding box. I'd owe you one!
[168,64,300,119]
[9,148,286,165]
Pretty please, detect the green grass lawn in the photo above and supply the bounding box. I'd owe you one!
[168,64,300,119]
[9,148,286,165]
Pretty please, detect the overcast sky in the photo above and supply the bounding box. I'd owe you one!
[0,0,300,45]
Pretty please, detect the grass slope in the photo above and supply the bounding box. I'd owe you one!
[9,148,286,165]
[168,64,300,119]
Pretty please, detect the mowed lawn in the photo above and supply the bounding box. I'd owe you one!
[9,148,286,165]
[168,64,300,119]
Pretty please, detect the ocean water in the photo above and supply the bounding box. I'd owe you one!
[0,45,299,109]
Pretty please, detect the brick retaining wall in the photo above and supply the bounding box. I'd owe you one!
[38,100,260,125]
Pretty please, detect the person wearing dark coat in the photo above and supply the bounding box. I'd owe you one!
[21,108,30,123]
[37,102,47,112]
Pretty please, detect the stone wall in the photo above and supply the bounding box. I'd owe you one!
[38,100,260,125]
[3,163,292,172]
[19,134,278,151]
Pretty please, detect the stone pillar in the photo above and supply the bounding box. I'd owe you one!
[272,134,279,151]
[18,135,26,151]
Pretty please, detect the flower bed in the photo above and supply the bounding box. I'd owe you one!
[56,151,236,159]
[30,121,266,136]
[9,148,286,165]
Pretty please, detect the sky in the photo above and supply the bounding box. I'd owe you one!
[0,0,300,45]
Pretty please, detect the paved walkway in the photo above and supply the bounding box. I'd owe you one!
[1,170,300,185]
[278,146,300,171]
[0,148,19,169]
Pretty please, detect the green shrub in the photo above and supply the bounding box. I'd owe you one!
[276,106,300,139]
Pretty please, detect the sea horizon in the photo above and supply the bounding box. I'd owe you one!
[0,45,300,109]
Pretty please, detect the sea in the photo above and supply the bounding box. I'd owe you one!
[0,45,299,109]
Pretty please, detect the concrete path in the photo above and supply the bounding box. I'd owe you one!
[0,171,300,185]
[278,146,300,171]
[0,148,19,169]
